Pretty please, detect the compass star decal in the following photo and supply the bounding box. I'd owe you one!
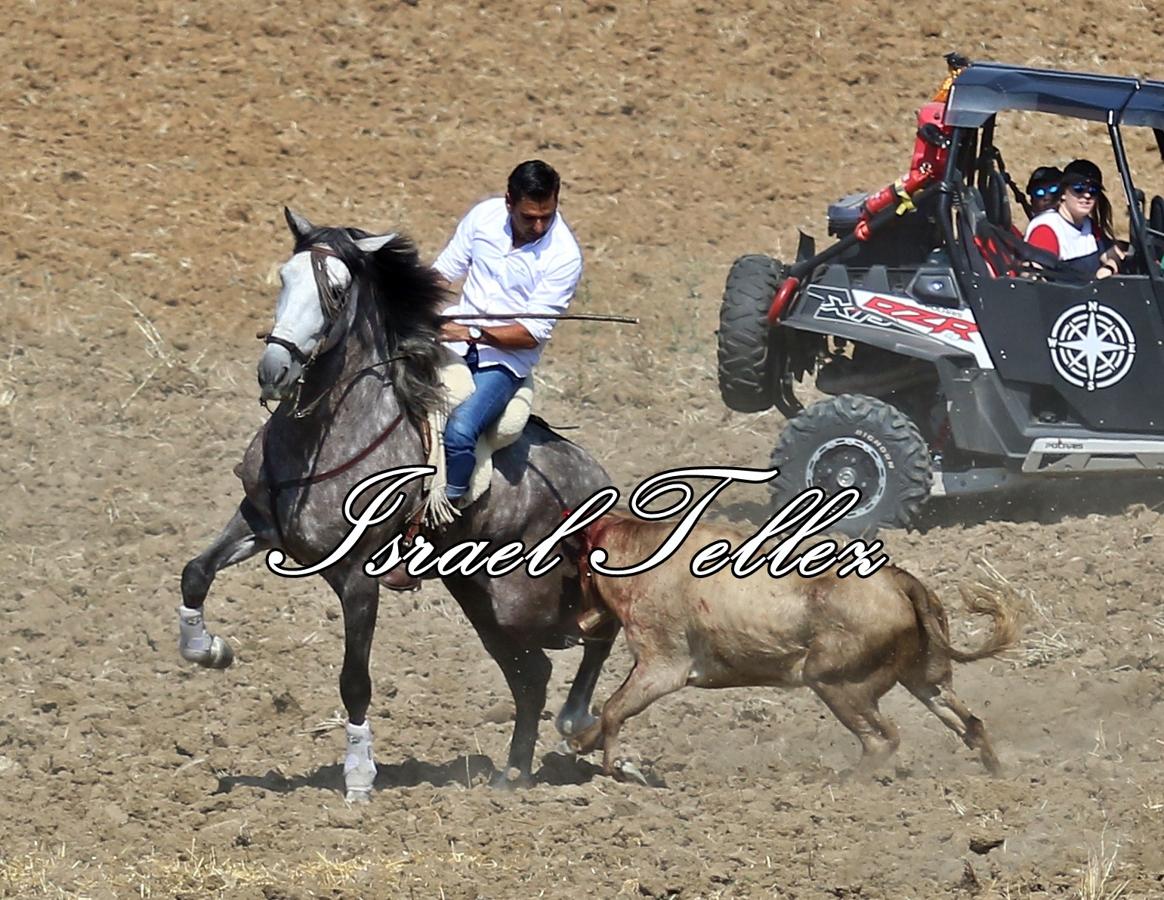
[1047,301,1136,391]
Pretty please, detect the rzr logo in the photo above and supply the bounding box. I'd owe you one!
[813,287,907,332]
[862,296,979,342]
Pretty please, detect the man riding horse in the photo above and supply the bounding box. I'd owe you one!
[178,163,614,798]
[384,159,582,590]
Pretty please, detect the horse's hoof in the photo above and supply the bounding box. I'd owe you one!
[205,636,234,668]
[180,636,235,669]
[555,709,598,739]
[345,789,373,804]
[490,766,532,790]
[614,760,649,787]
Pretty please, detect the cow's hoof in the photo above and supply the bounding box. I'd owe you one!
[345,788,373,804]
[490,767,533,790]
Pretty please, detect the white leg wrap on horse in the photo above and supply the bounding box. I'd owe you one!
[177,606,234,668]
[343,720,377,802]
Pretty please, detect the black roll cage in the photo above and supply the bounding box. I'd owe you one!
[936,117,1164,292]
[937,62,1164,293]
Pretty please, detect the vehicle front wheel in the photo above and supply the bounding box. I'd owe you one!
[717,254,785,412]
[770,394,933,536]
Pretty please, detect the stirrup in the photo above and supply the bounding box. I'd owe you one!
[577,607,612,634]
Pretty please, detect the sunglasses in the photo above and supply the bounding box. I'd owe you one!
[1068,182,1102,197]
[1030,185,1061,199]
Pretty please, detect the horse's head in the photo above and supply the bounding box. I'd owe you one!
[257,208,398,403]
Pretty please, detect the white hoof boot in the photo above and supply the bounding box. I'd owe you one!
[344,720,377,803]
[178,607,235,669]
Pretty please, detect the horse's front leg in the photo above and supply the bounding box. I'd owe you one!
[179,501,271,668]
[323,565,381,803]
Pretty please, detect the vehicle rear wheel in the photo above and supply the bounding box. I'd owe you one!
[770,394,932,536]
[717,254,786,412]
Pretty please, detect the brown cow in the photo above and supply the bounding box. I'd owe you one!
[569,514,1019,780]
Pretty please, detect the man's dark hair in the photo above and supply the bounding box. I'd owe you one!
[507,160,560,203]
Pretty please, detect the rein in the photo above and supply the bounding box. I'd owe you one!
[266,412,406,492]
[261,409,408,553]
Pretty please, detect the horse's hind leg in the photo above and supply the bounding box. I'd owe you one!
[496,639,552,787]
[556,626,618,739]
[179,500,271,668]
[461,612,551,787]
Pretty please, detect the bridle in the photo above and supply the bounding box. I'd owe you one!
[261,245,365,417]
[259,242,429,530]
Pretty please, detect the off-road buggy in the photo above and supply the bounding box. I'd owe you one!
[717,55,1164,534]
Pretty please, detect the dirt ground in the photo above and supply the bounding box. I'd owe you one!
[6,1,1164,897]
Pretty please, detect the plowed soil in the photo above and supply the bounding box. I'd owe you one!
[5,2,1164,897]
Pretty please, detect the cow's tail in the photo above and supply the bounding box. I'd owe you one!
[897,568,1019,664]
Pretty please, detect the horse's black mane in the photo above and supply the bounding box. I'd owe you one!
[297,226,448,424]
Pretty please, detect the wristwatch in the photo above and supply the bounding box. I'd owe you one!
[468,325,483,343]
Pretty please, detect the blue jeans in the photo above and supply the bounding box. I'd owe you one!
[444,346,522,499]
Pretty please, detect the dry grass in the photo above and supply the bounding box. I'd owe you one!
[1006,563,1081,668]
[1076,832,1129,900]
[0,842,508,898]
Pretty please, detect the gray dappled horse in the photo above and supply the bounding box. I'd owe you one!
[179,208,616,800]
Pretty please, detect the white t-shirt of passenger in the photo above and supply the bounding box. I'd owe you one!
[1024,209,1100,269]
[433,197,582,378]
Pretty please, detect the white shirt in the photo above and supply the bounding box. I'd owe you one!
[433,197,582,378]
[1024,209,1099,262]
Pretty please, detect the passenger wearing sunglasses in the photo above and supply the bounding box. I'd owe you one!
[1064,158,1120,250]
[1024,161,1124,278]
[1025,166,1063,217]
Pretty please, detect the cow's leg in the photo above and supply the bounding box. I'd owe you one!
[556,626,618,739]
[809,680,901,777]
[178,501,271,668]
[323,565,382,803]
[582,659,688,778]
[567,660,645,756]
[903,675,1002,775]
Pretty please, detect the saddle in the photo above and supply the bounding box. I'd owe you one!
[421,346,533,525]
